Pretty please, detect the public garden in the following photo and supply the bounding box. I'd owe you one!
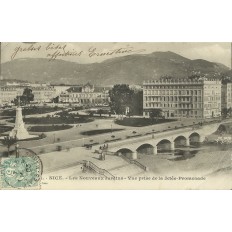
[0,104,224,158]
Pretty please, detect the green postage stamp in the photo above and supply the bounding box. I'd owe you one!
[0,156,42,189]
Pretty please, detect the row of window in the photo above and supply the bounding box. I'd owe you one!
[144,96,202,102]
[144,110,202,117]
[144,90,202,95]
[144,103,202,108]
[204,103,221,109]
[143,85,202,89]
[204,96,221,101]
[60,99,108,103]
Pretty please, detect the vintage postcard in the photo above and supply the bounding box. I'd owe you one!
[0,42,231,190]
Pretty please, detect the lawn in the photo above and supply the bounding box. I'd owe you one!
[81,128,124,136]
[9,116,94,124]
[1,106,62,116]
[115,117,176,127]
[0,125,13,133]
[28,125,73,132]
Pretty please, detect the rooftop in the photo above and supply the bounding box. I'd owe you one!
[143,78,221,84]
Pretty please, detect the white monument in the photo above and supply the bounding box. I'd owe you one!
[9,107,38,140]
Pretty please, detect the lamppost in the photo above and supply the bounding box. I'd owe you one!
[53,133,56,143]
[15,143,19,158]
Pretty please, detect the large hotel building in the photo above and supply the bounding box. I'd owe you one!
[221,83,232,110]
[143,78,221,119]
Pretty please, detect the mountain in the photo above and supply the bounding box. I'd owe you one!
[1,51,229,85]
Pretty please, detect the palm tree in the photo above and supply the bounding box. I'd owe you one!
[1,136,17,157]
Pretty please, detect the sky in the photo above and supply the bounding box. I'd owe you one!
[1,42,231,68]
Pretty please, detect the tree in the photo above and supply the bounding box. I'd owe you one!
[228,107,232,117]
[1,136,17,156]
[12,88,34,106]
[109,85,134,115]
[53,96,59,103]
[130,90,143,115]
[188,74,201,80]
[222,108,228,118]
[22,88,34,104]
[149,109,163,121]
[97,109,104,117]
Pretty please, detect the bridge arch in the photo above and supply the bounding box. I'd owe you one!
[116,148,134,159]
[174,135,188,147]
[189,132,201,143]
[136,143,154,155]
[156,139,173,153]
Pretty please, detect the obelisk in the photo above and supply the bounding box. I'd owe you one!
[9,106,31,140]
[8,96,38,140]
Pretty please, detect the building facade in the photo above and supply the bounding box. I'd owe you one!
[0,85,57,105]
[31,87,57,103]
[221,83,232,110]
[0,87,23,105]
[59,83,110,105]
[143,78,221,119]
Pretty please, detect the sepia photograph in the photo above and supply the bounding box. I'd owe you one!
[0,42,232,189]
[1,1,232,232]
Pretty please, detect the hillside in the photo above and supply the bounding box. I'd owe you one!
[1,51,229,85]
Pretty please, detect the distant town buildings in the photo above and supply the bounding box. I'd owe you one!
[52,85,71,96]
[143,78,221,119]
[0,86,23,105]
[31,86,57,103]
[59,83,110,106]
[1,77,231,120]
[0,85,57,104]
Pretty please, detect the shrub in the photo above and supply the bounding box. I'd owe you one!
[40,133,46,139]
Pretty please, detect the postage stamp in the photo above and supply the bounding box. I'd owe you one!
[0,155,42,189]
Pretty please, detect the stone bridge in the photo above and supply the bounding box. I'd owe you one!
[106,123,220,160]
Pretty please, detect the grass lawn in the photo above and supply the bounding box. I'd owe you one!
[115,117,176,127]
[28,125,73,132]
[9,116,94,124]
[0,125,13,133]
[81,128,124,136]
[0,116,13,120]
[1,106,62,116]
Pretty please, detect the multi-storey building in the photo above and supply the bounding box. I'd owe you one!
[52,85,72,96]
[143,78,221,119]
[31,86,57,103]
[0,87,23,105]
[59,83,110,105]
[221,83,232,110]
